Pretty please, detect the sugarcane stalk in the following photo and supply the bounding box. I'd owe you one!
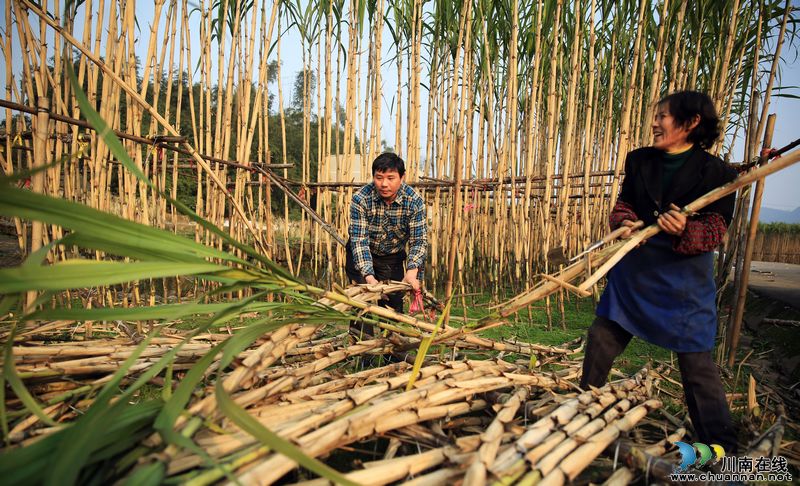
[463,387,528,486]
[490,369,650,475]
[536,400,662,486]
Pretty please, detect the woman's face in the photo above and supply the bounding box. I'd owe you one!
[652,103,694,153]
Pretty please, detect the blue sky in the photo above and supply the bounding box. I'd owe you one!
[2,1,798,211]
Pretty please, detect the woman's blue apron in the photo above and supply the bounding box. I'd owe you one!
[596,232,718,353]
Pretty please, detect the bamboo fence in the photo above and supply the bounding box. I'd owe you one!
[750,231,800,264]
[1,0,795,309]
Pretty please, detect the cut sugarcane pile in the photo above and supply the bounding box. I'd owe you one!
[0,284,733,484]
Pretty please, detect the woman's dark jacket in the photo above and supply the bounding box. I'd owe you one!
[619,146,737,227]
[596,146,738,353]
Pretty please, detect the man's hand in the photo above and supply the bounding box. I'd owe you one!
[403,268,420,291]
[658,203,687,236]
[364,275,379,285]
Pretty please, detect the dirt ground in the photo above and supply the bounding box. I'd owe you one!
[738,261,800,466]
[749,261,800,311]
[744,261,800,388]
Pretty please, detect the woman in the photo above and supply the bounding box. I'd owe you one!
[581,91,739,452]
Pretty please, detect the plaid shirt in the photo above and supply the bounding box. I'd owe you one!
[349,182,427,279]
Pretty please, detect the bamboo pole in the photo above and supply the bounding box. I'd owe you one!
[727,114,776,367]
[25,96,49,313]
[444,136,463,314]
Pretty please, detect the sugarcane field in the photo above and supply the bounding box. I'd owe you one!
[3,0,800,484]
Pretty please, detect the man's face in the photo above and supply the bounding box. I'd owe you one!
[373,169,403,203]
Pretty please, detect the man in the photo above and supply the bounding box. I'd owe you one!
[346,152,427,321]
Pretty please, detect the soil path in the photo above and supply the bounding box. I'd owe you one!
[749,261,800,310]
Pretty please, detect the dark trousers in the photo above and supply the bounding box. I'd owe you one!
[581,316,738,453]
[345,241,405,338]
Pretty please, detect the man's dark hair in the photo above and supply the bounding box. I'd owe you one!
[372,152,405,177]
[657,91,721,149]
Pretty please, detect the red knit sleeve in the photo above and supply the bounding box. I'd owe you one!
[673,212,728,255]
[609,200,638,230]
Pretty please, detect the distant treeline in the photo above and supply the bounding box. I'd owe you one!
[757,222,800,235]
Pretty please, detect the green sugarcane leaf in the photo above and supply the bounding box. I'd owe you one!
[44,318,215,484]
[154,340,226,439]
[151,351,233,482]
[22,239,59,268]
[45,329,161,486]
[0,187,247,266]
[215,380,359,486]
[155,290,271,437]
[123,462,165,486]
[406,297,452,391]
[149,293,286,483]
[0,260,226,293]
[82,401,162,462]
[36,401,161,485]
[0,433,57,485]
[59,232,211,264]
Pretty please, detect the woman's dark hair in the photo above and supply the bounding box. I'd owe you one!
[657,91,721,149]
[372,152,405,177]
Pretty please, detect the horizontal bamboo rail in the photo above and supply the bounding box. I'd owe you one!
[0,98,291,171]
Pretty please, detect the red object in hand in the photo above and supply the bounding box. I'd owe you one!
[409,289,424,314]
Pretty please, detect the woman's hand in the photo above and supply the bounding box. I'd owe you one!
[620,219,648,247]
[619,219,639,239]
[658,203,687,236]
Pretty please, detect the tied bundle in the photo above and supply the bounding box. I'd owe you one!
[409,289,424,314]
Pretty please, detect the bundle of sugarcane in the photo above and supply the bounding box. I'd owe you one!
[4,280,583,445]
[155,359,580,485]
[3,308,672,485]
[4,284,413,441]
[443,337,582,362]
[260,367,661,486]
[594,427,687,485]
[7,251,668,484]
[487,368,661,486]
